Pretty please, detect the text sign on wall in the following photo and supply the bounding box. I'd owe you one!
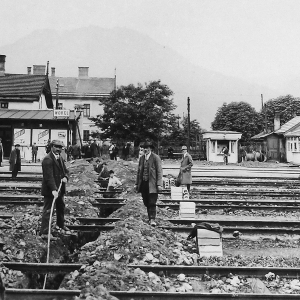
[14,128,30,145]
[32,129,50,146]
[53,109,70,118]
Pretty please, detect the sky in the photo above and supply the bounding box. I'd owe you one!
[1,0,300,90]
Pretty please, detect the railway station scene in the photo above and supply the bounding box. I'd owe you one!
[2,1,300,299]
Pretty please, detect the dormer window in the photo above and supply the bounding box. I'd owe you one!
[1,102,8,109]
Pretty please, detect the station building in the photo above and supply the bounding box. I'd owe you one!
[0,55,115,159]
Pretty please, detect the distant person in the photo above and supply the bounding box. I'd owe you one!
[66,142,72,161]
[221,146,229,165]
[0,138,3,167]
[9,144,21,179]
[167,146,174,159]
[107,170,122,193]
[45,139,51,154]
[138,144,145,160]
[113,144,119,160]
[109,143,115,160]
[179,145,193,193]
[135,142,163,227]
[84,140,92,159]
[71,142,81,159]
[98,162,110,188]
[32,142,38,163]
[91,139,100,158]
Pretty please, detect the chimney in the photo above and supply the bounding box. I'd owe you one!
[33,65,46,75]
[51,67,56,77]
[274,113,281,131]
[27,67,32,75]
[0,55,6,76]
[78,67,89,78]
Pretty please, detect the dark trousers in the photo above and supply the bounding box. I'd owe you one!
[40,195,65,234]
[12,163,20,178]
[187,184,191,192]
[32,152,37,163]
[141,180,158,220]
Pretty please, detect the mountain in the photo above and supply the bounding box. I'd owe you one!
[0,26,278,129]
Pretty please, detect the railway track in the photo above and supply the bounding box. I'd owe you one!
[110,291,300,300]
[5,288,81,300]
[160,189,300,198]
[1,263,82,300]
[108,265,300,300]
[93,198,300,212]
[70,216,300,236]
[191,178,300,187]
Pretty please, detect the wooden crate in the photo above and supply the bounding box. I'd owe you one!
[179,202,195,219]
[171,187,183,200]
[196,229,223,257]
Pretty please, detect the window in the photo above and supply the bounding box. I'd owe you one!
[211,141,216,153]
[231,141,235,153]
[83,130,90,141]
[57,103,63,110]
[83,104,90,117]
[1,102,8,109]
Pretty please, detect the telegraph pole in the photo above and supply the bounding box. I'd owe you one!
[261,94,267,132]
[55,79,59,109]
[187,97,191,152]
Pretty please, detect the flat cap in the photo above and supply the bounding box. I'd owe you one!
[51,140,65,147]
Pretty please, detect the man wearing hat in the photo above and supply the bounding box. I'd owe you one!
[40,140,69,238]
[9,144,21,179]
[135,141,163,226]
[179,145,193,192]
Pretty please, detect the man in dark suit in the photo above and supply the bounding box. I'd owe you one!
[9,144,21,179]
[135,142,163,226]
[40,140,69,238]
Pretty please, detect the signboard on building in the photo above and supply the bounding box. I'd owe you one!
[32,129,50,146]
[53,109,70,118]
[14,128,30,145]
[51,130,68,147]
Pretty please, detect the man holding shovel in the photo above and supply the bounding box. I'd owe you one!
[40,140,69,239]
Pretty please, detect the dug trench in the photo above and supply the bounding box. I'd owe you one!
[2,159,300,298]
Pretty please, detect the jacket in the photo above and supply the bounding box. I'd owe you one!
[41,152,69,197]
[9,149,21,171]
[136,152,163,193]
[180,152,193,184]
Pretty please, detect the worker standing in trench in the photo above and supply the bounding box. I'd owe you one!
[39,140,69,239]
[135,141,163,227]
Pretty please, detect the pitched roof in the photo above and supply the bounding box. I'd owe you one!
[275,116,300,134]
[0,109,75,120]
[48,76,115,96]
[285,129,300,137]
[251,131,275,139]
[0,74,53,108]
[203,130,241,134]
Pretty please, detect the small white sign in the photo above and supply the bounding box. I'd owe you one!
[53,109,70,117]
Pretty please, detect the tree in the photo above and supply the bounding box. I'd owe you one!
[262,95,300,130]
[211,101,264,141]
[90,80,177,145]
[162,116,202,146]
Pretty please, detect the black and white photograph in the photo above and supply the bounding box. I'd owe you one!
[0,0,300,299]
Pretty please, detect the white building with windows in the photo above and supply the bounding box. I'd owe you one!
[202,131,242,163]
[48,66,115,142]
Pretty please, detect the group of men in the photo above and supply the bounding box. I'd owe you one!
[38,138,192,239]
